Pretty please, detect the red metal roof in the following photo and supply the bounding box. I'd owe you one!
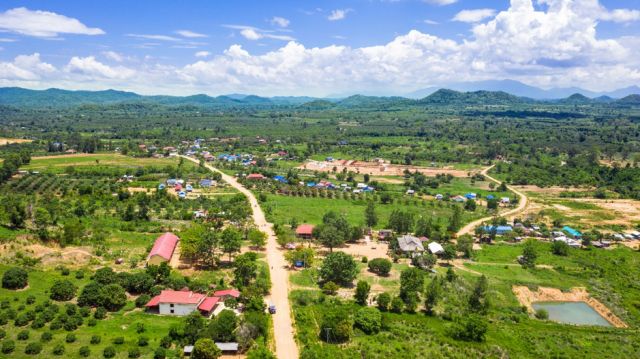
[145,295,161,307]
[213,289,240,298]
[247,174,265,179]
[198,297,220,312]
[147,232,179,261]
[156,290,205,304]
[296,225,315,235]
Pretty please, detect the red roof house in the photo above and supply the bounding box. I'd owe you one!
[277,151,286,156]
[296,225,315,240]
[247,174,265,180]
[145,290,219,316]
[198,297,220,312]
[214,289,240,301]
[146,232,179,265]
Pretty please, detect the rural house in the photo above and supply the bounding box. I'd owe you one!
[296,225,315,240]
[146,232,179,266]
[213,289,241,301]
[397,235,425,255]
[145,290,219,317]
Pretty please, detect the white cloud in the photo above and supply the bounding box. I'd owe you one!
[270,16,290,27]
[328,9,353,21]
[2,0,640,95]
[229,25,295,41]
[195,51,212,58]
[126,34,182,41]
[0,7,104,38]
[102,51,125,62]
[240,29,263,40]
[422,0,458,4]
[333,36,346,39]
[174,30,208,38]
[452,9,496,23]
[0,38,18,42]
[423,20,439,25]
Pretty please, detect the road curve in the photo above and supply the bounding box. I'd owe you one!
[180,156,299,359]
[456,165,529,236]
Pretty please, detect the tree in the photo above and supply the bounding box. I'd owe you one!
[248,230,267,248]
[447,205,462,232]
[367,258,392,275]
[354,281,371,306]
[50,280,77,301]
[446,267,458,282]
[364,201,378,228]
[97,284,127,311]
[535,308,549,320]
[246,347,276,359]
[320,309,352,342]
[497,182,508,192]
[468,275,489,314]
[233,253,258,288]
[322,281,339,295]
[221,228,242,262]
[447,314,488,342]
[77,282,103,307]
[2,267,28,289]
[319,225,344,252]
[487,198,498,210]
[376,292,391,311]
[354,307,381,333]
[210,310,238,342]
[192,339,221,359]
[94,267,115,285]
[390,297,404,313]
[318,252,358,285]
[399,267,424,302]
[5,197,27,228]
[522,238,538,265]
[283,247,315,267]
[423,278,441,314]
[413,253,437,270]
[146,262,171,283]
[464,199,476,211]
[388,210,414,234]
[551,240,570,256]
[442,244,457,262]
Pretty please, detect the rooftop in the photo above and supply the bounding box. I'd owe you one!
[147,232,179,261]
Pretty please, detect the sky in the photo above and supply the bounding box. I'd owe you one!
[0,0,640,97]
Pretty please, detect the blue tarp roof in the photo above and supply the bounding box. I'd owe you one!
[486,195,495,199]
[465,193,477,198]
[200,180,212,185]
[307,183,316,187]
[481,226,513,232]
[562,226,582,236]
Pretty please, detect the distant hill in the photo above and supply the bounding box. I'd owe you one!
[0,87,141,108]
[558,93,595,105]
[615,94,640,106]
[335,95,406,108]
[594,96,615,102]
[416,89,525,105]
[297,100,336,111]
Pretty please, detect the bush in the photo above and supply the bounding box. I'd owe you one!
[103,346,116,358]
[25,342,43,355]
[15,314,30,326]
[192,338,222,359]
[390,297,404,314]
[135,294,151,308]
[17,330,30,340]
[361,256,368,263]
[367,258,392,275]
[65,303,78,315]
[88,318,97,326]
[318,252,358,285]
[354,307,381,333]
[25,310,37,321]
[1,299,9,308]
[138,336,149,347]
[50,319,63,330]
[66,333,76,343]
[49,280,77,301]
[94,306,108,319]
[447,314,488,342]
[61,267,70,276]
[2,267,29,289]
[79,306,91,317]
[79,346,91,357]
[76,270,85,279]
[91,334,102,344]
[376,292,391,311]
[535,308,549,320]
[26,295,36,305]
[322,281,339,294]
[551,240,570,256]
[0,328,5,339]
[114,336,125,345]
[53,344,65,355]
[64,321,77,331]
[128,348,141,358]
[31,317,45,329]
[2,340,15,354]
[154,347,166,359]
[160,335,172,348]
[40,331,53,342]
[320,309,352,342]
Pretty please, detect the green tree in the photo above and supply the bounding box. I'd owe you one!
[319,225,344,252]
[121,202,136,222]
[220,227,242,262]
[399,267,424,302]
[447,205,462,232]
[318,252,358,285]
[390,297,404,313]
[364,201,378,228]
[522,238,538,265]
[320,309,352,342]
[354,307,381,333]
[248,230,267,248]
[354,281,371,306]
[210,310,238,342]
[233,253,258,287]
[464,199,477,211]
[551,240,569,256]
[50,280,77,301]
[423,278,441,314]
[468,275,490,314]
[5,196,27,228]
[192,339,221,359]
[376,292,391,311]
[246,347,276,359]
[97,284,127,311]
[367,258,392,275]
[322,281,339,295]
[2,267,28,289]
[446,267,458,282]
[442,244,457,262]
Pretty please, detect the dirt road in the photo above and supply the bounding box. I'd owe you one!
[180,156,298,359]
[456,165,529,236]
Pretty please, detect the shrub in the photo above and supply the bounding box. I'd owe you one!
[79,346,91,357]
[103,346,116,358]
[64,321,77,331]
[354,307,381,333]
[322,281,339,294]
[35,303,45,312]
[361,256,368,263]
[390,297,404,314]
[551,240,570,256]
[367,258,392,275]
[18,304,26,311]
[91,334,102,344]
[65,303,78,315]
[128,348,141,358]
[138,336,149,347]
[0,328,5,339]
[2,340,15,354]
[2,267,29,289]
[88,318,97,326]
[50,319,63,330]
[5,308,17,319]
[25,310,37,320]
[535,308,549,320]
[136,322,146,334]
[76,270,85,279]
[114,336,125,344]
[25,342,43,355]
[192,338,222,359]
[154,347,166,359]
[160,335,172,348]
[53,344,65,355]
[31,317,45,329]
[1,299,10,309]
[15,313,30,326]
[94,306,108,319]
[376,292,391,311]
[40,331,53,342]
[79,306,91,317]
[135,294,151,308]
[66,333,76,343]
[26,295,36,305]
[447,314,488,342]
[17,330,30,340]
[49,279,77,301]
[61,267,70,276]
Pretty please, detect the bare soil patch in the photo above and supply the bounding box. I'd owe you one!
[0,138,33,145]
[300,160,479,178]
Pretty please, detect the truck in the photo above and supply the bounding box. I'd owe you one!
[267,300,276,314]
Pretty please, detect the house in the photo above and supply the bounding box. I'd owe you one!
[17,171,28,175]
[273,175,287,183]
[213,289,240,301]
[562,226,582,239]
[325,156,334,162]
[247,174,265,180]
[551,231,566,239]
[378,229,393,238]
[204,154,214,161]
[465,193,477,199]
[451,195,466,202]
[215,343,239,354]
[357,183,367,190]
[501,197,510,203]
[427,242,444,255]
[145,290,219,317]
[296,225,315,240]
[435,194,443,200]
[397,235,424,254]
[163,147,174,151]
[481,226,513,235]
[66,149,76,153]
[139,145,146,149]
[200,180,213,187]
[277,151,287,156]
[406,190,415,195]
[167,179,177,187]
[486,195,495,200]
[175,184,183,192]
[146,232,179,266]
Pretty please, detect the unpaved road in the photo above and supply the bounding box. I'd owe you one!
[180,156,298,359]
[456,165,529,236]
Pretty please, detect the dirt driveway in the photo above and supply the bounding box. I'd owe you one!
[181,156,298,359]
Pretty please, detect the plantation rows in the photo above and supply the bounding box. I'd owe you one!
[3,174,118,195]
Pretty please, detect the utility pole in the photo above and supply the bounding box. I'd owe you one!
[324,328,332,356]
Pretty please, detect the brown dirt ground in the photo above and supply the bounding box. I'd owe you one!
[0,138,33,145]
[299,160,480,178]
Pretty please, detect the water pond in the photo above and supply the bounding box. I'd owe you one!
[532,301,611,327]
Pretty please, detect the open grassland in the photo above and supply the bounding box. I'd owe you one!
[21,154,185,170]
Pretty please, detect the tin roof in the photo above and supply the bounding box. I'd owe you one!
[147,232,179,261]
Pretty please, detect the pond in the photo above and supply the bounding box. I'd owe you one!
[532,301,612,327]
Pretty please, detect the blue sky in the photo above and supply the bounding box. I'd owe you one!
[0,0,639,96]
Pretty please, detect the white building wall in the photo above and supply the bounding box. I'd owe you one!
[159,303,199,316]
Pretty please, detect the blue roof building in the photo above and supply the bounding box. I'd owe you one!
[465,193,477,199]
[486,195,495,200]
[200,180,212,187]
[481,226,513,235]
[562,226,582,238]
[307,183,316,187]
[274,175,287,183]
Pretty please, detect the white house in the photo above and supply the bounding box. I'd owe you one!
[145,290,219,317]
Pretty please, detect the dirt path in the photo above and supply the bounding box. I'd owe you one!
[456,165,529,236]
[180,156,298,359]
